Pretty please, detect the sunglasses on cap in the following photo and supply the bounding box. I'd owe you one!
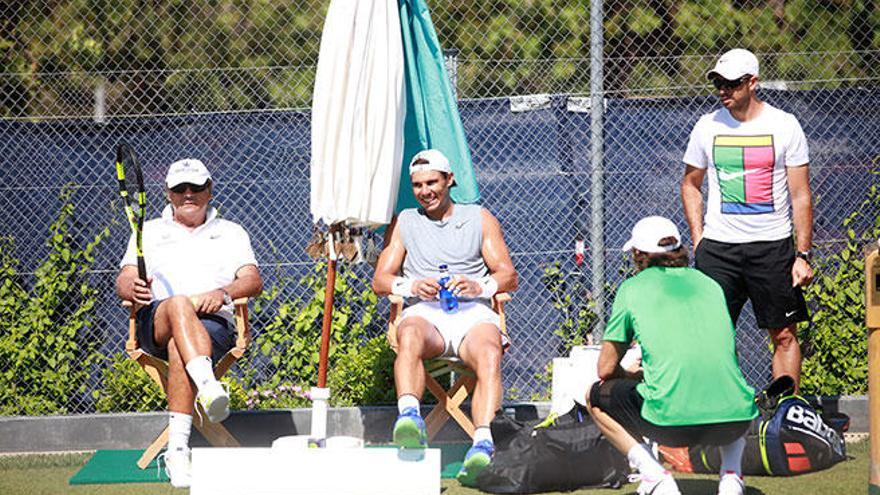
[712,75,752,90]
[169,182,209,194]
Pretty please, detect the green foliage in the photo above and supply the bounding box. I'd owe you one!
[4,0,878,116]
[327,334,397,407]
[800,172,880,396]
[93,353,165,413]
[94,352,249,413]
[245,382,311,410]
[0,185,109,415]
[242,262,384,406]
[525,261,599,401]
[540,261,598,354]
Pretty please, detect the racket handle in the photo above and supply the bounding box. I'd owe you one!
[137,257,147,282]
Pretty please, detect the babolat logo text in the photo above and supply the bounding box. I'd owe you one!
[785,404,836,444]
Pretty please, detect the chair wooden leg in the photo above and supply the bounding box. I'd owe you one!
[137,426,169,469]
[193,405,240,448]
[424,374,476,440]
[137,409,240,470]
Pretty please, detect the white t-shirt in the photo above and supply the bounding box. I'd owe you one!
[683,103,809,243]
[120,206,258,323]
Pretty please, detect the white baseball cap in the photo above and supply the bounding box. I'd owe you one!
[166,159,212,188]
[409,149,452,176]
[707,48,760,81]
[622,216,682,253]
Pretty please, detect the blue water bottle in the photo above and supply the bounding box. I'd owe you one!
[437,264,459,313]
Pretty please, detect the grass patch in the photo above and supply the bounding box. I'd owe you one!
[0,441,867,494]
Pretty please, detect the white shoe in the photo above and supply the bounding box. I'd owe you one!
[197,381,230,423]
[161,448,192,488]
[718,471,745,495]
[636,472,682,495]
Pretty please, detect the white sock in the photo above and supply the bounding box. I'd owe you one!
[627,443,665,478]
[719,436,746,478]
[397,394,420,415]
[185,356,215,391]
[168,412,192,452]
[473,426,493,445]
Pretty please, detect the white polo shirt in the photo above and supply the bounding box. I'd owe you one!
[120,205,258,323]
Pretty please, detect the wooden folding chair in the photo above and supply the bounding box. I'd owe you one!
[386,293,511,441]
[123,298,251,469]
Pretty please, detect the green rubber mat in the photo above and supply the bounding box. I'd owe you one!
[69,443,471,485]
[69,449,167,485]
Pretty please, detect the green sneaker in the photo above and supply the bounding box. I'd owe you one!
[456,440,494,487]
[392,407,427,449]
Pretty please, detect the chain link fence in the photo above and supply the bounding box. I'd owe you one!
[1,0,878,415]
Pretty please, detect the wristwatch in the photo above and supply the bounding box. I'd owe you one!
[796,250,812,263]
[221,288,233,305]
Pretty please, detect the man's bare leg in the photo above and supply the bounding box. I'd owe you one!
[769,323,801,390]
[458,323,504,429]
[454,323,504,485]
[152,295,227,422]
[392,316,445,448]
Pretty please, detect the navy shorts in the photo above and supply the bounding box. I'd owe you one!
[589,379,750,447]
[695,236,808,329]
[136,300,235,363]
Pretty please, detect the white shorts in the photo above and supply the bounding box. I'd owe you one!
[400,300,507,358]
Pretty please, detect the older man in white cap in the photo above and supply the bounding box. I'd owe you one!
[372,149,518,486]
[681,48,814,390]
[115,158,262,488]
[588,216,757,495]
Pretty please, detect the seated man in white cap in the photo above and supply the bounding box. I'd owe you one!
[372,148,518,486]
[588,216,757,495]
[115,158,262,488]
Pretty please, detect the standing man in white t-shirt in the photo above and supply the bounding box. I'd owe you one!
[681,48,814,390]
[115,159,262,488]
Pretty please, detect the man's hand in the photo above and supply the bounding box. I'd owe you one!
[791,257,814,287]
[131,276,154,306]
[412,278,442,301]
[444,275,482,298]
[193,288,225,314]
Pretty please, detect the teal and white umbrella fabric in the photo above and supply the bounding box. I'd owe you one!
[395,0,480,213]
[310,0,480,229]
[310,0,405,228]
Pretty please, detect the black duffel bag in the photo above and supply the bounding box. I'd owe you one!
[475,405,630,494]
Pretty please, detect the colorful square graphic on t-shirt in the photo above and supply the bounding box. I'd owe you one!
[713,135,775,214]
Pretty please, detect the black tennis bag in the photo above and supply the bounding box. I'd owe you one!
[475,405,630,494]
[660,376,848,476]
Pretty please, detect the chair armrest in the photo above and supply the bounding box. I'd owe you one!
[387,295,404,351]
[233,298,250,350]
[122,300,138,354]
[492,292,512,348]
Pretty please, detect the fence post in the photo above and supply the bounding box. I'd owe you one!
[590,0,606,335]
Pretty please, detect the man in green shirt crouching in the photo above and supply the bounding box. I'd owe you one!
[588,216,758,495]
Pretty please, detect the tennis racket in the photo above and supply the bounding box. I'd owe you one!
[115,143,147,281]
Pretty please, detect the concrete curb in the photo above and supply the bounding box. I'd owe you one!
[0,397,865,454]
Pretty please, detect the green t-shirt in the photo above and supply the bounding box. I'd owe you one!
[603,266,758,426]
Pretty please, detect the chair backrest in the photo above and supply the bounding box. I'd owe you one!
[386,293,511,353]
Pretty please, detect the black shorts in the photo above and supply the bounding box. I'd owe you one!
[695,236,808,329]
[588,379,751,447]
[136,300,235,363]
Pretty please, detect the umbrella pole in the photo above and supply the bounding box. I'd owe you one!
[310,225,339,447]
[317,256,337,388]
